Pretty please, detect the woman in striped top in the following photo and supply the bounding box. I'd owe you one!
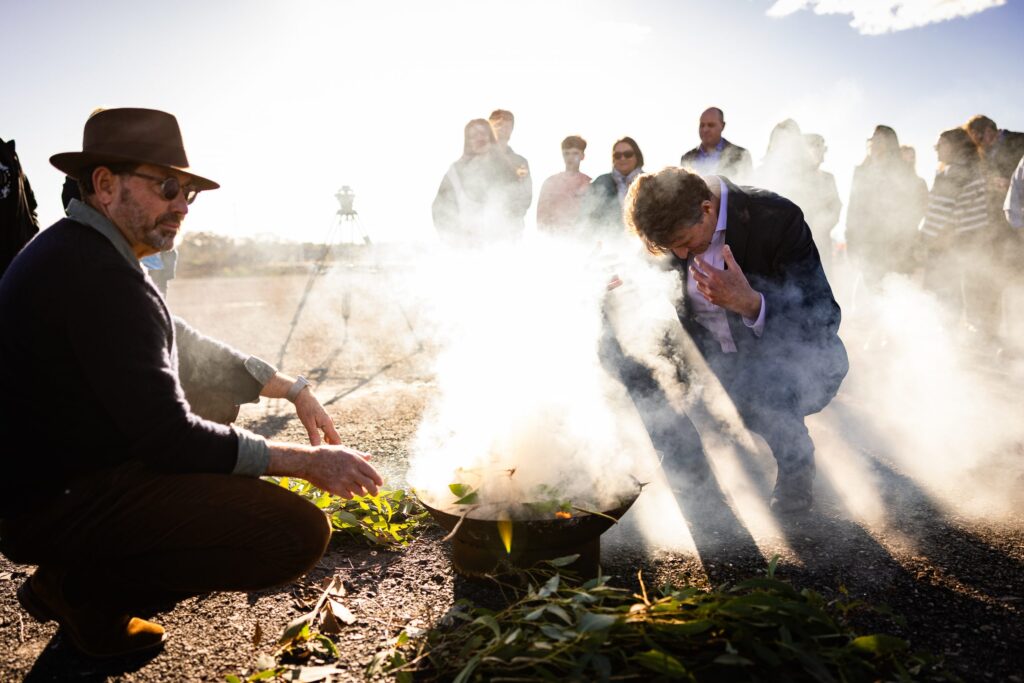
[919,127,999,343]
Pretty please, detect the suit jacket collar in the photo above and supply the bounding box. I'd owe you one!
[721,177,751,268]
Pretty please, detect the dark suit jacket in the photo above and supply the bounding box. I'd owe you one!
[675,179,847,416]
[680,139,753,182]
[991,130,1024,179]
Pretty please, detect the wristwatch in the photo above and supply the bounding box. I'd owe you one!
[286,375,311,402]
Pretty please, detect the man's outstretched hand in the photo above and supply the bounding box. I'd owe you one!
[267,443,383,499]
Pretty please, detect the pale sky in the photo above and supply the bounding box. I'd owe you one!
[4,0,1021,243]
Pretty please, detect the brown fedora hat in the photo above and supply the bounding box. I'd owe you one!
[50,108,219,191]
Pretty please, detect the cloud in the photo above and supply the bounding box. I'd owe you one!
[588,20,653,46]
[765,0,1006,35]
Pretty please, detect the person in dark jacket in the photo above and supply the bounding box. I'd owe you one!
[0,137,40,279]
[618,167,847,514]
[679,107,753,182]
[0,108,383,659]
[966,115,1024,182]
[966,114,1024,316]
[580,136,645,239]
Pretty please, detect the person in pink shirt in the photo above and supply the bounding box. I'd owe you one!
[536,135,591,233]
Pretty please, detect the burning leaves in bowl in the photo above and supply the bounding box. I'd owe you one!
[439,472,635,523]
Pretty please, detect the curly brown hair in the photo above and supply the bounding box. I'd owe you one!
[624,167,711,254]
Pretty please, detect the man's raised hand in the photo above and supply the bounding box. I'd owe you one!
[690,245,762,319]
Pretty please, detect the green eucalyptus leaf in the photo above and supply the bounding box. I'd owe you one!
[539,624,571,641]
[655,619,713,637]
[449,482,470,497]
[472,615,502,639]
[634,649,689,677]
[538,575,560,598]
[577,610,618,632]
[452,653,482,683]
[524,606,547,621]
[278,614,312,646]
[546,604,572,624]
[547,554,580,568]
[850,634,908,655]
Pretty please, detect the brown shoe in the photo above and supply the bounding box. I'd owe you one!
[18,568,166,658]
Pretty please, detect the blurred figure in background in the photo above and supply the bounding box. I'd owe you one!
[679,107,753,182]
[536,135,591,234]
[966,115,1024,187]
[488,109,532,236]
[919,127,997,347]
[755,119,814,206]
[801,133,842,276]
[1006,154,1024,230]
[845,126,928,295]
[432,119,521,247]
[0,137,39,279]
[580,136,645,240]
[966,115,1024,329]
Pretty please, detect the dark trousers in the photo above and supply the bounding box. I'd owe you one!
[706,350,815,477]
[601,321,814,480]
[0,461,331,612]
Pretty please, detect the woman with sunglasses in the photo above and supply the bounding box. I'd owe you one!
[432,118,522,247]
[580,136,645,239]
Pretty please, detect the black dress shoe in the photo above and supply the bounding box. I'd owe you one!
[770,468,814,514]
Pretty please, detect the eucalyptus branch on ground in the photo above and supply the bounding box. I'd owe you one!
[226,576,356,682]
[369,557,954,683]
[268,478,428,546]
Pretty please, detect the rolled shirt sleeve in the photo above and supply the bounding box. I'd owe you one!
[232,426,270,476]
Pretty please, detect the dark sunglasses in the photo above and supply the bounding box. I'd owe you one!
[613,150,635,160]
[125,171,199,205]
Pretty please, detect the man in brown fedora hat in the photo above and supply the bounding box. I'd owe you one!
[0,108,384,658]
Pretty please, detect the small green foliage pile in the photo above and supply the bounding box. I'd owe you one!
[369,557,952,682]
[270,478,428,546]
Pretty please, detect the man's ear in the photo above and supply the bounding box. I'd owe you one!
[92,166,118,205]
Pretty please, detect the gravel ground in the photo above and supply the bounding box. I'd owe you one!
[1,270,1022,682]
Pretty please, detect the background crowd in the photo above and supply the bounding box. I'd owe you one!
[429,107,1024,354]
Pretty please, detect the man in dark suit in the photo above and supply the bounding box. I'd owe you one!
[680,107,753,183]
[622,167,847,513]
